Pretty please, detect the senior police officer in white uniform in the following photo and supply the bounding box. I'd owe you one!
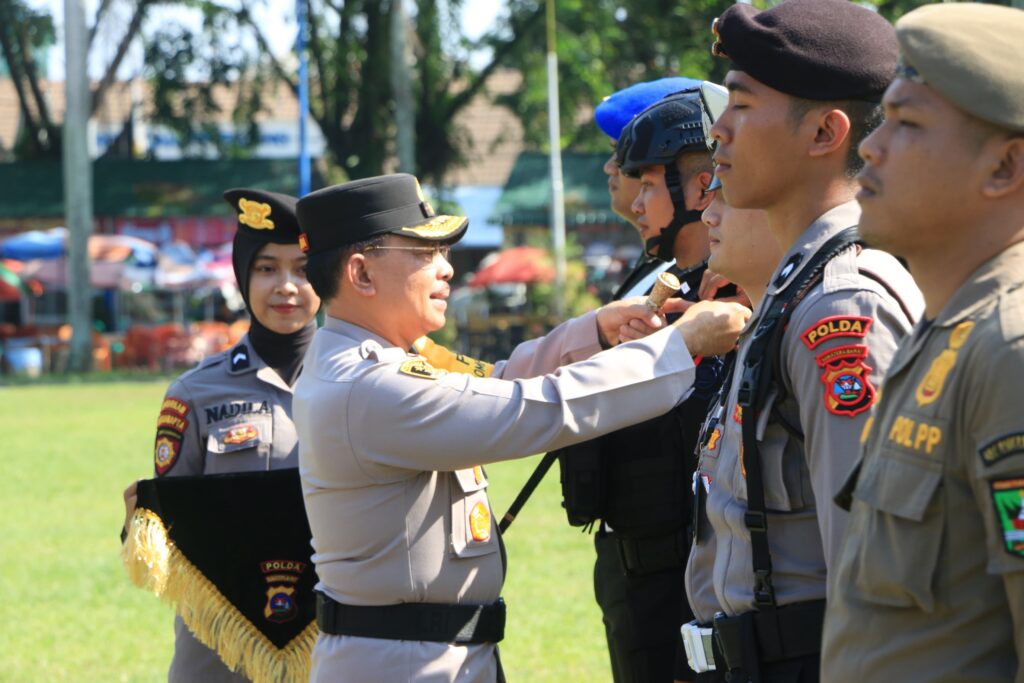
[291,174,750,683]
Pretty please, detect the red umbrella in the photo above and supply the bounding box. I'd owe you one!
[469,246,555,288]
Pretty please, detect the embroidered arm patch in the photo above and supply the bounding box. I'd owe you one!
[800,315,872,350]
[980,433,1024,467]
[815,344,876,417]
[991,477,1024,558]
[154,396,190,476]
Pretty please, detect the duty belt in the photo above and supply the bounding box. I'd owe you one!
[713,599,825,672]
[316,592,506,644]
[616,529,689,576]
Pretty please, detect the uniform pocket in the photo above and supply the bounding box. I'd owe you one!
[845,450,944,610]
[448,467,497,559]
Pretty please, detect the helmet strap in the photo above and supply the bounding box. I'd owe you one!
[645,163,703,263]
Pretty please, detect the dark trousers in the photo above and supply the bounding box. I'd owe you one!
[694,652,820,683]
[594,530,697,683]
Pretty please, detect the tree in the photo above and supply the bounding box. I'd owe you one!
[0,0,159,159]
[142,0,542,187]
[487,0,1014,154]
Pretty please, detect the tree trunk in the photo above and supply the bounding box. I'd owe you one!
[64,0,93,373]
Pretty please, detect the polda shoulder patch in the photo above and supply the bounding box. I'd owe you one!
[801,315,872,350]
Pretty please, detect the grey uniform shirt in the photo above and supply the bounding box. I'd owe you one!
[295,313,697,683]
[153,334,299,683]
[684,201,923,622]
[822,241,1024,683]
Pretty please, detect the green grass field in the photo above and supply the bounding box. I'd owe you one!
[0,381,611,681]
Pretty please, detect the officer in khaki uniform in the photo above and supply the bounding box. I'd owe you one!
[678,1,924,680]
[291,174,750,683]
[822,5,1024,682]
[151,189,320,681]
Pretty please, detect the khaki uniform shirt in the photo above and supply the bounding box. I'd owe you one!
[295,313,697,683]
[822,241,1024,683]
[152,335,299,683]
[684,201,923,622]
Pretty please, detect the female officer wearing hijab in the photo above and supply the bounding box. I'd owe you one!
[124,188,320,682]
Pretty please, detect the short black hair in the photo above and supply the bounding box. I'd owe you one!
[788,97,884,177]
[304,237,384,302]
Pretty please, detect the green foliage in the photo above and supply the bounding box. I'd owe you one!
[525,232,601,318]
[0,380,610,681]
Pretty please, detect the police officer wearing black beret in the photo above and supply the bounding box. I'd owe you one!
[680,1,923,681]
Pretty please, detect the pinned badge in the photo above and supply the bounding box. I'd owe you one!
[469,502,491,542]
[915,321,974,407]
[238,198,275,230]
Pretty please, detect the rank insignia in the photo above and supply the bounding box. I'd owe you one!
[469,502,491,542]
[991,478,1024,558]
[154,432,181,475]
[264,586,297,623]
[816,344,876,417]
[801,315,872,350]
[399,358,445,380]
[979,433,1024,467]
[915,321,973,407]
[237,198,275,230]
[230,346,251,371]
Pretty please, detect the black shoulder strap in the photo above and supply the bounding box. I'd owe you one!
[737,226,860,610]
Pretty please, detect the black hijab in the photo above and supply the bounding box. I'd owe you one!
[224,189,316,386]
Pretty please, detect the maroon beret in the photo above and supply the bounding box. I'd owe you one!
[712,0,898,101]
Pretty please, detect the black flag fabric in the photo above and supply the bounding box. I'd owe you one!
[122,469,316,683]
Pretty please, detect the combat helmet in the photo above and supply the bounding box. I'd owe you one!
[615,88,712,262]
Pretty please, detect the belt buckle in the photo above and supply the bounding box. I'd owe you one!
[681,620,717,673]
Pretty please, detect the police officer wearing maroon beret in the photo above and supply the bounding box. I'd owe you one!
[679,1,923,681]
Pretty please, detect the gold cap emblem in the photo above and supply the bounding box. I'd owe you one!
[238,198,275,230]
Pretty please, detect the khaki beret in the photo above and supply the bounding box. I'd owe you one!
[897,4,1024,133]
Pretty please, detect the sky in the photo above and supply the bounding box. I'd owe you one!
[32,0,503,81]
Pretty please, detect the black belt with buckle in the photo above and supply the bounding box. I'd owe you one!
[713,599,825,670]
[316,592,506,644]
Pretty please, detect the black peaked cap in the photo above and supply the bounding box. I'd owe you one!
[712,0,899,101]
[295,174,468,255]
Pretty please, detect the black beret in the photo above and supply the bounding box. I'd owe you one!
[712,0,898,101]
[296,174,468,255]
[222,188,302,244]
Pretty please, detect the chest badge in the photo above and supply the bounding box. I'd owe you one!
[915,321,974,407]
[469,502,491,542]
[224,423,259,445]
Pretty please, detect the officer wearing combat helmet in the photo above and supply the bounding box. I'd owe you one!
[677,1,924,680]
[594,77,701,300]
[560,85,725,683]
[822,5,1024,682]
[291,173,748,683]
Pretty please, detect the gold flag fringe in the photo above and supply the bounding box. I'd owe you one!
[122,508,316,683]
